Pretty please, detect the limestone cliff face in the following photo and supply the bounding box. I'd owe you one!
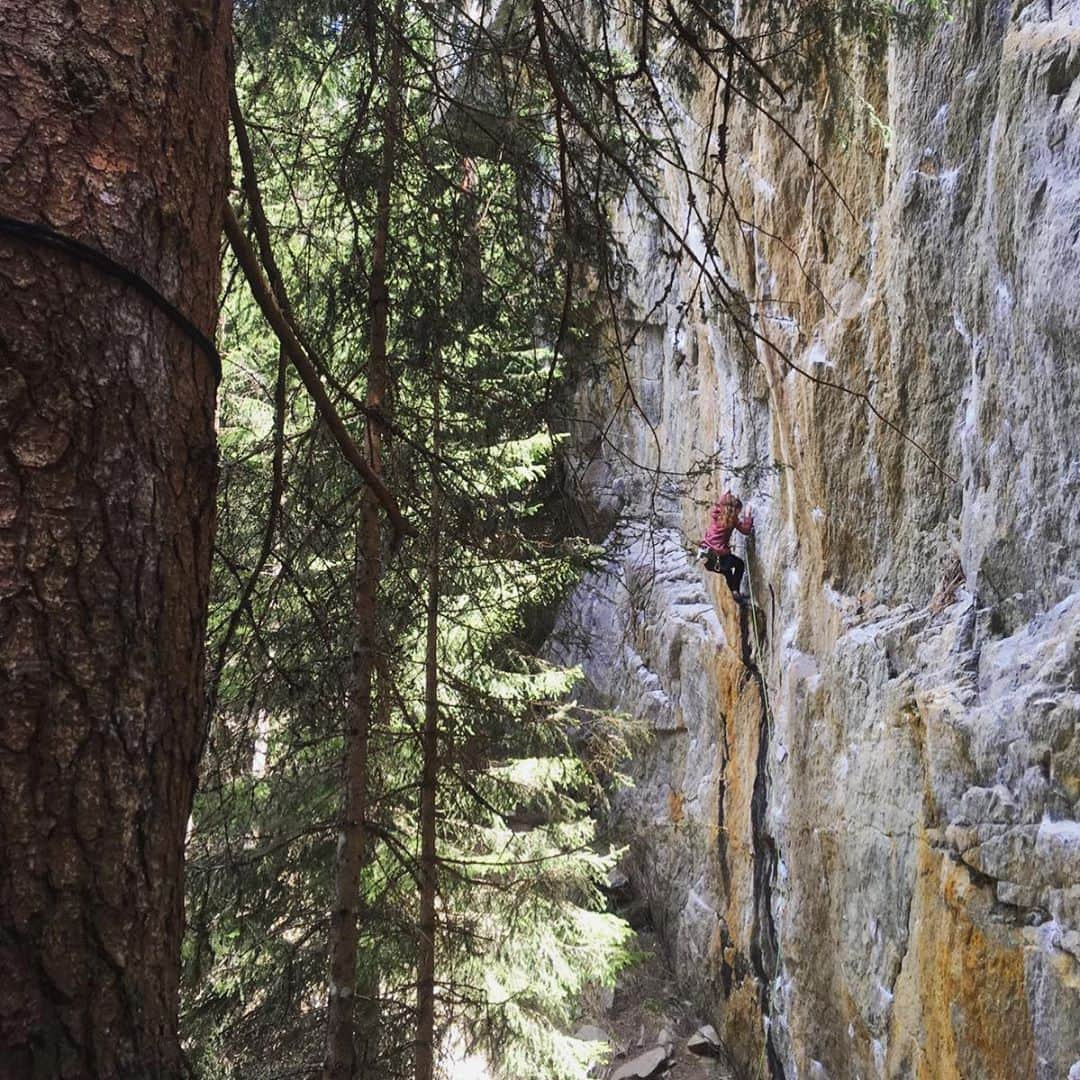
[549,1,1080,1076]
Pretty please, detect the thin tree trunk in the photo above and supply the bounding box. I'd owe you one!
[415,363,442,1080]
[324,9,403,1077]
[0,2,231,1076]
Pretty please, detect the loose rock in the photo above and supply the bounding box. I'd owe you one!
[687,1025,722,1057]
[575,1025,612,1043]
[609,1046,670,1080]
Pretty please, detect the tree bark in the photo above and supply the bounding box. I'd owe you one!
[323,8,403,1077]
[415,364,441,1080]
[0,2,231,1076]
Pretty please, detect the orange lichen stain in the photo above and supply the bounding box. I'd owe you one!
[701,619,771,1075]
[720,981,767,1077]
[889,841,1035,1080]
[703,570,744,664]
[707,922,723,966]
[667,789,685,824]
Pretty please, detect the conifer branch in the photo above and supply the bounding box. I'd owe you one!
[223,202,413,544]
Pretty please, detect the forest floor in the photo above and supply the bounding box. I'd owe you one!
[579,930,739,1080]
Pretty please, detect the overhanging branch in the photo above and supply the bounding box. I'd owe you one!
[223,203,413,544]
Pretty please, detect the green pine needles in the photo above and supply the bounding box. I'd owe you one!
[183,0,948,1075]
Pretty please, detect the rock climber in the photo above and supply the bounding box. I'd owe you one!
[698,491,754,602]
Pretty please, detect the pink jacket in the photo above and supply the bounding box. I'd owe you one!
[702,504,753,556]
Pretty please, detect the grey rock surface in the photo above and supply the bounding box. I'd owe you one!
[576,1025,613,1044]
[548,0,1080,1075]
[609,1046,670,1080]
[687,1026,722,1057]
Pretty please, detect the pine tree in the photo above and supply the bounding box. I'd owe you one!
[182,1,945,1076]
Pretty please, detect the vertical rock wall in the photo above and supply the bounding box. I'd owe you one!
[550,0,1080,1075]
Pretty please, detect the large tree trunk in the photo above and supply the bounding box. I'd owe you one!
[0,2,231,1075]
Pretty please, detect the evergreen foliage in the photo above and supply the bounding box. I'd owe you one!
[182,0,945,1075]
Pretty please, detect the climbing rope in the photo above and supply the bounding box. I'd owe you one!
[743,545,773,730]
[743,545,785,1080]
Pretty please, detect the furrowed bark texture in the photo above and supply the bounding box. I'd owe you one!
[0,2,231,1076]
[323,12,402,1078]
[415,372,441,1080]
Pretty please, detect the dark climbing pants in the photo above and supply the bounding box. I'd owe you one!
[705,550,744,594]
